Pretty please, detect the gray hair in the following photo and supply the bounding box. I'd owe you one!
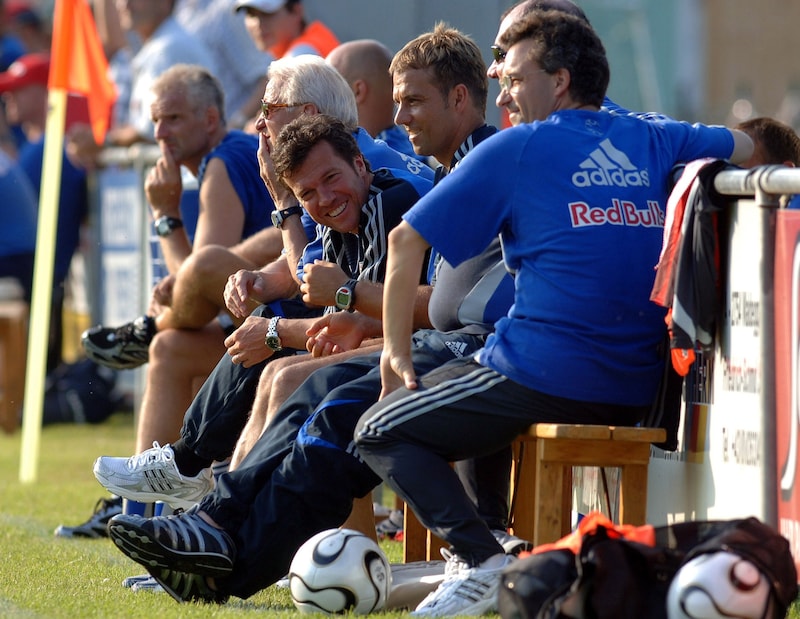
[266,55,358,129]
[151,63,226,124]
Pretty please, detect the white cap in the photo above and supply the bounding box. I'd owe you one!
[234,0,288,13]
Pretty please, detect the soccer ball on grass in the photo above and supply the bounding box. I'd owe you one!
[289,528,392,614]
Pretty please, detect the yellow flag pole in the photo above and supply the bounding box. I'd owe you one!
[19,88,67,483]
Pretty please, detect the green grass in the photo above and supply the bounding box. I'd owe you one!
[3,414,798,618]
[0,413,411,618]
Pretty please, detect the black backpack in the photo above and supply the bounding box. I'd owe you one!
[498,517,797,619]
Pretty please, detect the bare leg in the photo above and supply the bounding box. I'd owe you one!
[155,246,257,332]
[229,344,383,469]
[135,324,227,453]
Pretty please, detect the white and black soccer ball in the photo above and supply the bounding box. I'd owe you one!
[666,551,775,619]
[289,528,392,615]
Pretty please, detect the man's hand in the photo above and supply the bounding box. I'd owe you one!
[224,315,274,367]
[145,142,183,218]
[305,312,367,357]
[257,132,295,205]
[151,274,176,308]
[224,269,267,318]
[301,260,347,307]
[379,348,418,398]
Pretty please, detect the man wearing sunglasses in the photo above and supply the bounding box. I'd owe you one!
[353,9,752,616]
[91,55,434,545]
[102,25,526,605]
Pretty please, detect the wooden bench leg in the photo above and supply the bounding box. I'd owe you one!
[533,455,566,546]
[0,301,27,434]
[403,503,427,563]
[619,462,648,525]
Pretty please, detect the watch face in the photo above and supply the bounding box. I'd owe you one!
[270,210,282,228]
[156,219,169,236]
[266,335,281,350]
[335,287,351,310]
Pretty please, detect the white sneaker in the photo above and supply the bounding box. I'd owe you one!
[93,442,214,510]
[491,529,533,556]
[411,552,515,616]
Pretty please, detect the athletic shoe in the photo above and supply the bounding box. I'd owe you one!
[94,442,214,510]
[491,529,533,556]
[123,574,164,593]
[81,315,156,370]
[150,568,228,604]
[54,495,122,538]
[376,508,404,539]
[107,507,235,578]
[122,574,152,588]
[411,552,515,617]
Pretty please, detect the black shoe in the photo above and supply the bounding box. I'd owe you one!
[81,315,156,370]
[54,495,122,539]
[150,568,229,604]
[107,507,235,577]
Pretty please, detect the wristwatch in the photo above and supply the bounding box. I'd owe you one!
[271,205,303,229]
[154,216,183,238]
[265,315,283,351]
[335,279,358,312]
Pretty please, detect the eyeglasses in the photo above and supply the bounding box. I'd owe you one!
[490,45,506,63]
[499,69,548,93]
[260,99,307,118]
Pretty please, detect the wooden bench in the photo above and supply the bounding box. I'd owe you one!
[0,299,28,433]
[402,422,665,562]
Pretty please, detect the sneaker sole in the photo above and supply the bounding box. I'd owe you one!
[81,345,148,370]
[94,472,205,511]
[108,520,233,577]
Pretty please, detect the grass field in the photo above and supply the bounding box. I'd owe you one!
[2,413,798,618]
[0,413,413,618]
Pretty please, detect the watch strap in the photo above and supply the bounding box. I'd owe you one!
[155,216,183,237]
[265,315,283,351]
[271,205,304,229]
[335,279,358,311]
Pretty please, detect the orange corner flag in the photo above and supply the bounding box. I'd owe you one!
[48,0,117,144]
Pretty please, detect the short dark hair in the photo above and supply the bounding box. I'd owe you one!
[503,0,590,24]
[499,11,608,108]
[272,114,368,181]
[390,22,488,113]
[736,117,800,166]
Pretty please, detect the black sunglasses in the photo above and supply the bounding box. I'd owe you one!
[490,45,507,63]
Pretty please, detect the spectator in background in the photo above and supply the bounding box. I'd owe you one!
[5,1,49,54]
[235,0,339,61]
[327,38,425,162]
[0,53,88,371]
[0,0,24,70]
[0,147,36,300]
[68,0,219,167]
[735,116,800,168]
[174,0,271,131]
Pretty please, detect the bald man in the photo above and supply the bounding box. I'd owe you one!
[327,39,426,162]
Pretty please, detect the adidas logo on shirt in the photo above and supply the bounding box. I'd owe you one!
[572,139,650,188]
[445,341,468,357]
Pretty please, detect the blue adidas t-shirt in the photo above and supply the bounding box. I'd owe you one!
[404,109,735,406]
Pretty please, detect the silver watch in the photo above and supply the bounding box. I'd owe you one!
[265,315,283,351]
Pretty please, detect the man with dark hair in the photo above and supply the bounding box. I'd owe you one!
[104,25,519,605]
[736,116,800,168]
[354,11,753,617]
